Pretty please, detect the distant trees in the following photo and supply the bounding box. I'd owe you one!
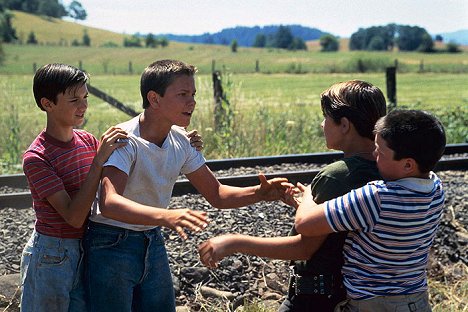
[1,0,87,20]
[251,25,307,50]
[253,34,266,48]
[0,8,17,42]
[319,34,339,51]
[68,0,86,20]
[82,29,90,46]
[349,24,434,52]
[230,39,238,52]
[144,33,169,48]
[27,30,37,44]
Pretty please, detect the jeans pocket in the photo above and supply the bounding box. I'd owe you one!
[38,247,68,267]
[87,229,124,250]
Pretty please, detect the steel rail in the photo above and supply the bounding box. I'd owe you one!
[1,144,467,208]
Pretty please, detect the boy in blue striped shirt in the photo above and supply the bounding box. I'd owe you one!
[293,109,446,312]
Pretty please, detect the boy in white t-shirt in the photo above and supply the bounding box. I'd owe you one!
[84,59,292,311]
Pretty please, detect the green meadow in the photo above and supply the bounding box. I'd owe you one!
[1,10,467,173]
[1,71,467,174]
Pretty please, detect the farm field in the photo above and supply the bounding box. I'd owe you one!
[1,71,467,173]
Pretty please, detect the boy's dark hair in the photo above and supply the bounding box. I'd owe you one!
[33,63,89,111]
[320,80,387,140]
[140,59,197,109]
[374,109,446,173]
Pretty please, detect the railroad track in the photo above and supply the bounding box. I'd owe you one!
[1,143,467,208]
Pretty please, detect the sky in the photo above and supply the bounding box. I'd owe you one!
[64,0,468,37]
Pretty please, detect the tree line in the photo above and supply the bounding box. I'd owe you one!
[0,0,86,20]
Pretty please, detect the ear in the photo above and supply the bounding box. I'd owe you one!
[147,91,161,108]
[403,158,418,174]
[340,117,350,134]
[40,97,54,111]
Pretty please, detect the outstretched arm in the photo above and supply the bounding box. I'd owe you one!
[99,166,209,239]
[294,183,333,236]
[186,165,293,209]
[198,233,327,268]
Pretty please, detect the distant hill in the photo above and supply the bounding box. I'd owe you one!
[159,25,326,47]
[439,29,468,45]
[10,10,127,46]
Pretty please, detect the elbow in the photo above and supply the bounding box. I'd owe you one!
[295,217,310,236]
[67,216,86,229]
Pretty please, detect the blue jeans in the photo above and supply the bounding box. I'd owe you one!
[20,230,86,312]
[84,222,175,312]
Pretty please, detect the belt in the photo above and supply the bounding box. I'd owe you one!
[290,266,335,296]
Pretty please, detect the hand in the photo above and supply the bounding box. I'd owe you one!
[94,127,128,166]
[296,182,312,205]
[162,208,209,240]
[282,185,303,209]
[198,234,235,268]
[187,129,204,151]
[256,173,295,202]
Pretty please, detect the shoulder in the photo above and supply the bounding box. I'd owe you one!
[73,129,99,147]
[170,126,190,142]
[117,115,141,133]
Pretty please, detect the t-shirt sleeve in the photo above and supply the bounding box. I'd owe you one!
[103,139,137,176]
[324,184,381,232]
[23,151,65,199]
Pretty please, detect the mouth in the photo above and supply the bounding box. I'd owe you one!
[76,113,85,118]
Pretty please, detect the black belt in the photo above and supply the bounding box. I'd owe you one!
[290,267,335,296]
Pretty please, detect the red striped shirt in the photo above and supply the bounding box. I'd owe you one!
[23,130,99,238]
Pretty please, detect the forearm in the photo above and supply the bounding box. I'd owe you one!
[223,234,322,260]
[64,161,104,227]
[295,201,333,236]
[209,184,261,209]
[100,193,169,226]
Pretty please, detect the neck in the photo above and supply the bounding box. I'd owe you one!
[139,111,171,146]
[45,123,74,143]
[342,139,376,160]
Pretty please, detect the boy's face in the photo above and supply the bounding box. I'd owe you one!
[321,115,343,150]
[157,75,196,128]
[373,134,405,180]
[46,84,89,128]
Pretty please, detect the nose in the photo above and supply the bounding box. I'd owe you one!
[320,119,325,128]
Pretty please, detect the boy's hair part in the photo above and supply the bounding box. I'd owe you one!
[140,59,197,109]
[374,109,446,173]
[33,63,89,111]
[320,80,387,140]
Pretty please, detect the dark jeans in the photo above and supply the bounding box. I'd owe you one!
[84,222,175,312]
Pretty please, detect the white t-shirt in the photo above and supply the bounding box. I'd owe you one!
[90,114,206,231]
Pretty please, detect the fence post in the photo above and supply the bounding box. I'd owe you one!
[255,59,260,72]
[33,62,37,73]
[78,60,82,70]
[128,61,133,74]
[386,67,397,108]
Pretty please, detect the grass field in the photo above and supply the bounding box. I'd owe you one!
[1,71,467,174]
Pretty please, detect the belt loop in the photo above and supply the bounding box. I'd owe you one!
[408,302,417,312]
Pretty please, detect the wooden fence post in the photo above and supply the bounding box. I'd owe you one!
[255,59,259,72]
[128,61,133,74]
[78,60,82,70]
[87,84,139,117]
[386,66,397,108]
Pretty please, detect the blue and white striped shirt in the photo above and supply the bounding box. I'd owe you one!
[324,172,444,299]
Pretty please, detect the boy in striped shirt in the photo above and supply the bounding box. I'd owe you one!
[293,109,446,312]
